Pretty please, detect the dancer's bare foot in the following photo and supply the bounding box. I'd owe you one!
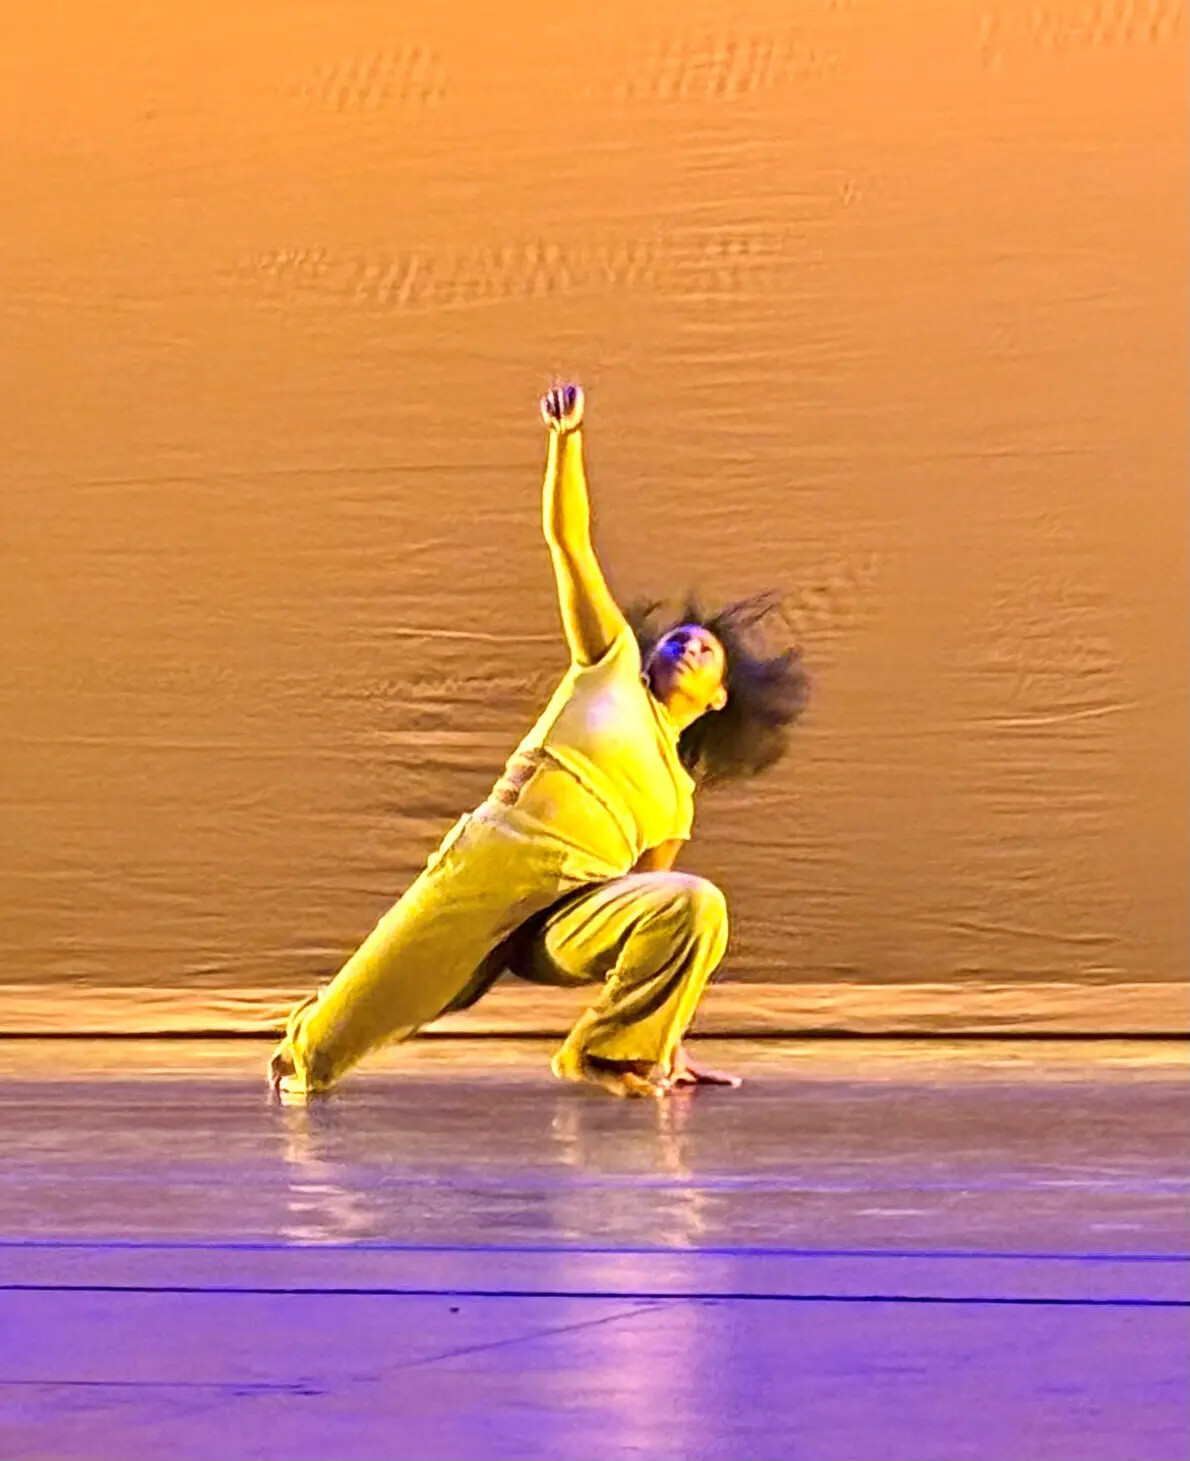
[551,1047,664,1099]
[267,1042,330,1103]
[268,993,329,1102]
[669,1043,743,1089]
[267,1043,294,1097]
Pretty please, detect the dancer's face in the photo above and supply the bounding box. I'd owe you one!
[646,624,728,716]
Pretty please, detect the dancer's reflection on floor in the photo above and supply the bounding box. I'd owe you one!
[547,1085,712,1248]
[273,1074,712,1248]
[277,1099,379,1246]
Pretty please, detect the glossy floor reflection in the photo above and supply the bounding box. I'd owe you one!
[0,1039,1187,1461]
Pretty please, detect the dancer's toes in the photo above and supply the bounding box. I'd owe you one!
[267,1043,332,1103]
[267,1044,295,1097]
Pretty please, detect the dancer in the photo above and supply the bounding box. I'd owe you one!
[269,383,808,1100]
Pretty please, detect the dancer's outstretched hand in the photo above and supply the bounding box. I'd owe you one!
[668,1044,743,1090]
[540,382,585,434]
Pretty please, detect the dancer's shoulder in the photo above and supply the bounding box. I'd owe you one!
[569,620,642,680]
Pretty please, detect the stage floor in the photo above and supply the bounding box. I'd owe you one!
[1,1037,1187,1460]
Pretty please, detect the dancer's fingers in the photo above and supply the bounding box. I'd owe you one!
[696,1068,743,1088]
[541,383,583,431]
[671,1057,742,1088]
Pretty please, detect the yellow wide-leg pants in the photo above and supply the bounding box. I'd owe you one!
[278,807,728,1092]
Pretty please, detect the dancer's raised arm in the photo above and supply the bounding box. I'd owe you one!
[540,385,628,666]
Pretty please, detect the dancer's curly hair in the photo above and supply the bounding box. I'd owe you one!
[626,591,810,787]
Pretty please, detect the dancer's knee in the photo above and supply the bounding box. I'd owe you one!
[656,872,729,947]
